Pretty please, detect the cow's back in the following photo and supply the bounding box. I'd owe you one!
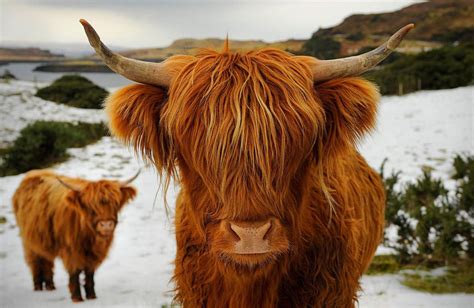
[12,170,65,259]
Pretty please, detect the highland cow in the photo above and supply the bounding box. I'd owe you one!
[12,169,138,302]
[81,19,413,307]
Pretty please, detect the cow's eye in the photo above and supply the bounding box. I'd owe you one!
[100,198,108,205]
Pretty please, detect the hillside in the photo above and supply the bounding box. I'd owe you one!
[35,38,305,72]
[309,0,473,56]
[0,47,64,62]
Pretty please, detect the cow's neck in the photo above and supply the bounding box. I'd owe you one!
[207,270,282,308]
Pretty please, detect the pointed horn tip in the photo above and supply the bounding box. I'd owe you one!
[79,19,100,47]
[56,176,81,192]
[79,18,89,26]
[399,23,415,35]
[387,23,415,50]
[121,169,141,186]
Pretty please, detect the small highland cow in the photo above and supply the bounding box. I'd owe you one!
[12,169,138,302]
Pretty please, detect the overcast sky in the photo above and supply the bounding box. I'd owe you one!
[1,0,419,49]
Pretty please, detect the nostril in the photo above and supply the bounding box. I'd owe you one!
[262,220,273,240]
[259,221,272,240]
[230,220,272,242]
[106,221,115,229]
[227,222,241,241]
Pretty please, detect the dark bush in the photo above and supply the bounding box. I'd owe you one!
[380,155,474,264]
[346,32,364,41]
[0,121,108,176]
[365,44,474,95]
[432,27,474,45]
[0,69,16,80]
[298,35,341,59]
[36,75,108,109]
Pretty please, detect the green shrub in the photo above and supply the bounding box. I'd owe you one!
[0,69,16,80]
[298,35,341,59]
[380,155,474,264]
[365,44,474,95]
[0,121,108,176]
[36,75,108,109]
[346,32,364,41]
[432,27,474,45]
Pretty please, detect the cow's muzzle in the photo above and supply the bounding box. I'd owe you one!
[215,218,289,265]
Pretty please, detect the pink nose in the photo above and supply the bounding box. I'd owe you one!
[98,220,115,232]
[229,220,273,254]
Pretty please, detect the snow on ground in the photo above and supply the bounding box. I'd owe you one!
[359,86,473,188]
[0,80,106,148]
[0,82,473,307]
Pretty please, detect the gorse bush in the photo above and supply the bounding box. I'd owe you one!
[36,75,109,109]
[365,44,474,95]
[0,121,108,176]
[0,69,16,80]
[380,155,474,265]
[298,35,341,59]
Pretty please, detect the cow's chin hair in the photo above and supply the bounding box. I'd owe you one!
[216,251,284,273]
[96,230,114,239]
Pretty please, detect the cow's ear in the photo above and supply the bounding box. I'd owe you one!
[314,77,380,157]
[105,84,175,171]
[119,186,137,208]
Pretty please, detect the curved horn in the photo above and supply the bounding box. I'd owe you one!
[311,24,414,82]
[56,177,81,192]
[79,19,172,87]
[120,169,141,187]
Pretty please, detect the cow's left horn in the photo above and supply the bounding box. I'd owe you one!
[56,177,81,192]
[79,19,172,87]
[120,169,141,187]
[311,24,414,82]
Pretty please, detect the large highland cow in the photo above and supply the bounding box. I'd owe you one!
[12,170,138,302]
[81,19,413,307]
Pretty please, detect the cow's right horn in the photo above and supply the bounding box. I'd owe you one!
[56,177,81,192]
[310,24,414,82]
[120,169,141,187]
[79,19,173,87]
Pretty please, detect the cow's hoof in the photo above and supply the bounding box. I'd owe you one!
[71,296,84,303]
[34,284,43,291]
[86,294,97,300]
[45,284,56,291]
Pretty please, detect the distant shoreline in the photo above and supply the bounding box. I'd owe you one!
[32,58,164,73]
[0,59,61,66]
[33,63,114,73]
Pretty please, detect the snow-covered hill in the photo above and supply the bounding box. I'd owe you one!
[0,81,472,307]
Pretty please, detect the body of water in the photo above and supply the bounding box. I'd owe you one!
[0,62,130,89]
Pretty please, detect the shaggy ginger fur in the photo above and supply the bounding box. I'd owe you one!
[106,48,385,307]
[12,170,136,302]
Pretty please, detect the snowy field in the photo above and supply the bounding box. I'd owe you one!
[0,80,472,307]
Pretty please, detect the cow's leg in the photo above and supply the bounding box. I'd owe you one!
[24,248,44,291]
[32,258,44,291]
[68,270,83,302]
[42,258,55,290]
[84,268,96,299]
